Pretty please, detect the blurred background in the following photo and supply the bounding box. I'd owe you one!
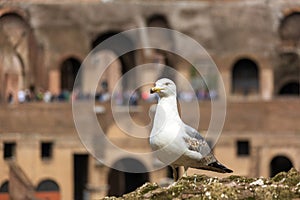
[0,0,299,199]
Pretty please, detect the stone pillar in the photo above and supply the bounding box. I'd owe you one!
[49,69,60,95]
[175,60,191,92]
[249,146,261,177]
[214,57,231,98]
[221,69,230,98]
[261,67,273,100]
[135,16,151,58]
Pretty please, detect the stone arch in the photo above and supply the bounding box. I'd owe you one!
[60,57,81,92]
[0,8,29,20]
[270,155,293,177]
[279,12,300,45]
[0,180,9,192]
[92,31,136,91]
[107,158,149,197]
[88,50,122,97]
[0,13,27,102]
[145,14,178,82]
[36,179,60,191]
[36,179,60,200]
[0,181,9,200]
[92,31,135,74]
[2,52,24,103]
[278,81,300,95]
[231,58,260,95]
[146,14,173,48]
[147,14,170,28]
[0,12,38,103]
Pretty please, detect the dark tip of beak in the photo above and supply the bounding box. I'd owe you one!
[150,88,155,94]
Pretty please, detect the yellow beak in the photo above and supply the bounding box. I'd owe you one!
[150,87,162,94]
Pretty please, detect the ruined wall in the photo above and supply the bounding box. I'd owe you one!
[1,0,299,98]
[0,0,299,199]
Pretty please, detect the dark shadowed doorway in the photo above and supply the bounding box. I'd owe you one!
[107,158,149,197]
[74,154,89,200]
[270,155,293,177]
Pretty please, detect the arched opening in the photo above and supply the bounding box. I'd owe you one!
[87,50,122,102]
[2,53,24,103]
[147,14,170,28]
[232,59,259,95]
[145,14,178,84]
[146,14,173,50]
[146,14,172,45]
[279,12,300,45]
[270,155,293,177]
[279,82,300,95]
[0,13,33,103]
[36,179,60,200]
[0,181,9,200]
[36,180,60,191]
[60,57,81,93]
[107,158,149,197]
[91,31,135,91]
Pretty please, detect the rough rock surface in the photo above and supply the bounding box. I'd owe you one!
[103,168,300,200]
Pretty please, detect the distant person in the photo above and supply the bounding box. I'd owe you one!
[36,89,44,101]
[58,90,70,101]
[43,91,52,102]
[7,92,14,104]
[25,89,32,102]
[129,91,139,106]
[18,90,26,103]
[100,90,110,102]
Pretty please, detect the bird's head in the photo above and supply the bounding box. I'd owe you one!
[150,78,176,98]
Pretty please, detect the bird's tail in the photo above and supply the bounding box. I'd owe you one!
[197,161,233,173]
[207,161,233,173]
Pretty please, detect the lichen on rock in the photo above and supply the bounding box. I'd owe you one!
[102,168,300,200]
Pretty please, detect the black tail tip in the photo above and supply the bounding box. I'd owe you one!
[208,162,233,173]
[224,168,233,173]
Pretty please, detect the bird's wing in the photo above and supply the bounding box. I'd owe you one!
[182,124,232,173]
[183,124,213,157]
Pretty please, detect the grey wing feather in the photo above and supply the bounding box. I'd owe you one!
[183,124,212,156]
[183,124,232,173]
[184,124,205,141]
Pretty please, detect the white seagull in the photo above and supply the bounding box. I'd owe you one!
[149,78,232,180]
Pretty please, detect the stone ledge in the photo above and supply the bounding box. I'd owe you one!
[103,168,300,200]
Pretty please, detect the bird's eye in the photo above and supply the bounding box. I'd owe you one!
[165,82,171,86]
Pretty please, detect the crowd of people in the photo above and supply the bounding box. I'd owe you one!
[6,88,72,104]
[5,86,217,105]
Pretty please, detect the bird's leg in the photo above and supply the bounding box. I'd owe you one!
[172,166,178,182]
[183,166,189,177]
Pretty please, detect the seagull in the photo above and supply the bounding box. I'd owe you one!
[149,78,233,181]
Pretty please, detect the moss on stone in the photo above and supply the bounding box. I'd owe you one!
[102,168,300,200]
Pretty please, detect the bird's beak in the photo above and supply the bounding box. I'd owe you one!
[150,87,162,94]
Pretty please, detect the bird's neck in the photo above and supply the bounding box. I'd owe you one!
[156,95,180,121]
